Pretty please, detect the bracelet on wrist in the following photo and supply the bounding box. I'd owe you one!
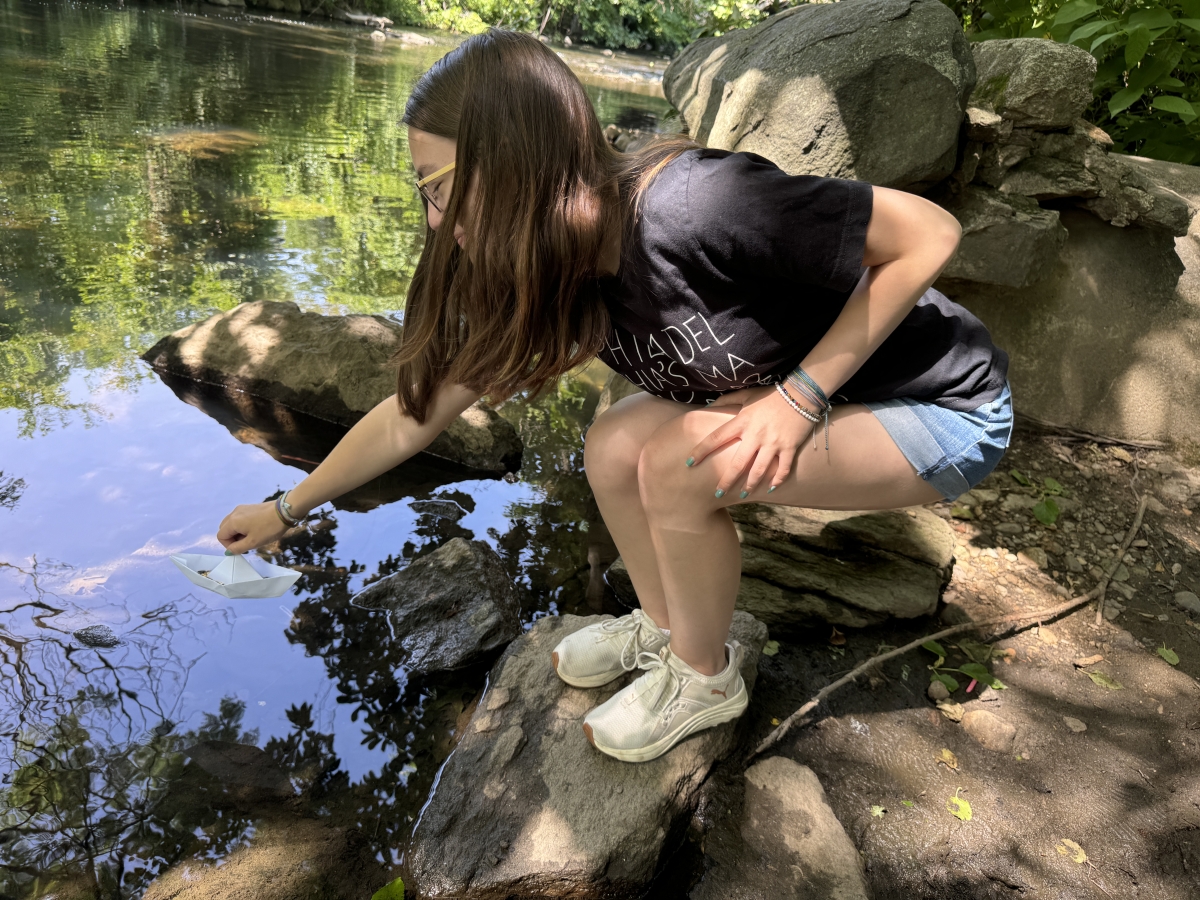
[274,490,303,528]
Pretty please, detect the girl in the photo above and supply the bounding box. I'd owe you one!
[218,30,1011,763]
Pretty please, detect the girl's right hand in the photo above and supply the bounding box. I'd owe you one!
[217,502,288,554]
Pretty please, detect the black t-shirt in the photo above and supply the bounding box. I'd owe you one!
[596,149,1008,411]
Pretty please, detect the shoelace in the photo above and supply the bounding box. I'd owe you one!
[632,649,685,715]
[599,611,662,673]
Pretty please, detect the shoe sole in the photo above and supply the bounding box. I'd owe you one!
[551,651,624,689]
[583,685,749,763]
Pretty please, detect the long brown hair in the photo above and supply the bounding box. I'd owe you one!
[397,30,695,423]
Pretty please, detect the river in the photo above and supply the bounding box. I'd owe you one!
[0,2,672,895]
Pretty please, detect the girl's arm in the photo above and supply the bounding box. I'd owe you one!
[217,382,483,552]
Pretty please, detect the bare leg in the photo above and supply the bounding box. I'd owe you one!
[584,392,691,630]
[637,404,943,675]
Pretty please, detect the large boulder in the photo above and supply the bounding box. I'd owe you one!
[141,300,523,473]
[663,0,974,190]
[936,185,1068,288]
[941,159,1200,445]
[406,611,769,899]
[691,757,870,900]
[610,505,954,629]
[352,538,521,674]
[970,38,1096,129]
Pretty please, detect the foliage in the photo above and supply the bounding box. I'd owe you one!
[943,0,1200,162]
[923,639,1008,694]
[366,0,763,51]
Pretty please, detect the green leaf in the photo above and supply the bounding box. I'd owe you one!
[1152,95,1199,122]
[1087,670,1124,690]
[901,799,915,807]
[1128,9,1175,31]
[1033,497,1060,526]
[923,640,947,657]
[951,505,974,520]
[762,640,780,657]
[1043,477,1064,495]
[957,640,993,665]
[1109,85,1145,116]
[372,877,405,900]
[947,794,973,821]
[1092,31,1121,52]
[1126,25,1152,67]
[1010,469,1033,486]
[1157,645,1180,665]
[1054,0,1099,25]
[1180,18,1200,35]
[1069,19,1114,44]
[932,672,961,693]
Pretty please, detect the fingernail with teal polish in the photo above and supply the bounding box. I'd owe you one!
[224,549,233,556]
[714,489,725,499]
[739,490,749,499]
[767,485,776,493]
[685,457,695,467]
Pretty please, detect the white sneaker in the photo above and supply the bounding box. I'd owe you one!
[551,610,669,689]
[582,642,748,762]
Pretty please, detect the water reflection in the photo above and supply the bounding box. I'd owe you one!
[0,1,657,892]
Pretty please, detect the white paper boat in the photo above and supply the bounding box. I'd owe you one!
[170,553,302,599]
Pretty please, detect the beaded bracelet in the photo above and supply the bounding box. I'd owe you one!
[775,382,821,425]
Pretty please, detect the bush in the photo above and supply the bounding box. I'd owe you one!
[945,0,1200,163]
[368,0,763,52]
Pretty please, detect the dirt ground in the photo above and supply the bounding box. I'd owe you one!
[696,427,1200,900]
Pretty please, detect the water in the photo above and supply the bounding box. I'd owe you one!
[0,2,672,895]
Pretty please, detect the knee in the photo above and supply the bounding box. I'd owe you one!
[583,408,643,495]
[636,418,705,516]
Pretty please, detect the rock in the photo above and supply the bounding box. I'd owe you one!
[663,0,974,190]
[608,504,953,630]
[143,817,388,900]
[971,38,1096,129]
[961,708,1017,753]
[927,680,951,702]
[996,522,1023,535]
[406,611,769,899]
[938,183,1200,446]
[690,757,870,900]
[1018,547,1048,569]
[1063,716,1088,733]
[73,624,120,648]
[141,301,522,473]
[182,740,296,804]
[964,105,1011,143]
[1175,591,1200,616]
[1081,152,1193,235]
[977,685,1001,703]
[936,186,1067,287]
[352,538,521,674]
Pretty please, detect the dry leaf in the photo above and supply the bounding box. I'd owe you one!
[870,805,886,817]
[761,640,780,657]
[829,626,846,647]
[936,748,960,770]
[1087,671,1123,690]
[1056,838,1087,864]
[937,700,965,722]
[1073,654,1104,668]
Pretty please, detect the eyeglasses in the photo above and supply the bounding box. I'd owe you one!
[416,161,455,213]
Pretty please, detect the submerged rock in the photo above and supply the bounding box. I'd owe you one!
[73,624,120,648]
[142,816,388,900]
[406,611,769,899]
[664,0,974,190]
[609,505,953,629]
[141,301,522,473]
[352,538,521,675]
[691,757,870,900]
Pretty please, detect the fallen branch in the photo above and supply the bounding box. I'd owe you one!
[1015,412,1167,450]
[749,495,1150,762]
[1095,495,1148,626]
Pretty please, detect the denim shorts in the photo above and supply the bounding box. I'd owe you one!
[863,382,1013,501]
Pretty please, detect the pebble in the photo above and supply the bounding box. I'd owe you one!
[962,709,1017,752]
[1063,717,1087,733]
[1074,654,1104,668]
[927,680,951,702]
[1037,627,1059,645]
[1174,591,1200,616]
[1018,548,1048,569]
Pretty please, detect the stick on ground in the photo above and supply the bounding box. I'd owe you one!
[749,494,1150,763]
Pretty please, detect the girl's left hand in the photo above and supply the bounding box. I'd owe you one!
[686,385,816,498]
